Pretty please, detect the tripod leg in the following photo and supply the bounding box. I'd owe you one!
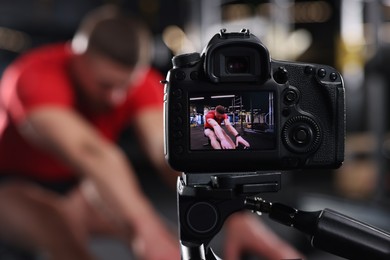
[180,242,206,260]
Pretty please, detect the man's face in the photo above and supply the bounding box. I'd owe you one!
[215,111,225,121]
[72,52,141,111]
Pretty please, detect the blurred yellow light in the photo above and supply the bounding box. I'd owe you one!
[0,27,30,53]
[162,25,195,55]
[223,4,252,21]
[294,1,332,23]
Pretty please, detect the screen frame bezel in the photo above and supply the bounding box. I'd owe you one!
[166,79,284,173]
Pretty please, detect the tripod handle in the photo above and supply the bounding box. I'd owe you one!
[309,208,390,260]
[245,198,390,260]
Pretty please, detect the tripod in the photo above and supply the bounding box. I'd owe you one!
[177,172,390,260]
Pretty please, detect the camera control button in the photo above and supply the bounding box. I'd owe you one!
[282,108,291,117]
[274,67,289,84]
[174,70,186,81]
[190,71,199,80]
[284,90,297,103]
[173,131,183,139]
[304,66,314,75]
[173,103,183,112]
[318,68,326,78]
[283,87,300,105]
[330,72,338,81]
[293,127,310,144]
[174,145,184,154]
[172,88,183,98]
[173,117,183,126]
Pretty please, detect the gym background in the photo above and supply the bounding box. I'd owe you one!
[0,0,389,259]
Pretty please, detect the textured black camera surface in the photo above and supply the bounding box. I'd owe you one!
[163,30,345,173]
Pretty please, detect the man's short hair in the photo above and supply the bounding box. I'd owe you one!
[215,105,226,114]
[71,4,152,67]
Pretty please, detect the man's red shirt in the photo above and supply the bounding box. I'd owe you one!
[0,43,164,181]
[204,110,228,129]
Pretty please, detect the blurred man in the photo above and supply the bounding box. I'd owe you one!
[204,105,250,149]
[0,5,179,259]
[0,4,302,260]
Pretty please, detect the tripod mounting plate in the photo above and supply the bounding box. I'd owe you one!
[178,171,282,250]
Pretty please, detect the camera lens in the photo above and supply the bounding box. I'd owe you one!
[226,56,249,74]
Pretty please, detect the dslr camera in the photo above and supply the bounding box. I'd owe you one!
[164,29,345,173]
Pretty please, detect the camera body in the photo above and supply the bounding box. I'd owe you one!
[164,29,345,173]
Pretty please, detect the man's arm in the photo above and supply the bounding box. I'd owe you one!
[132,107,180,188]
[207,118,235,149]
[19,106,180,259]
[224,118,250,148]
[207,118,228,140]
[224,118,239,136]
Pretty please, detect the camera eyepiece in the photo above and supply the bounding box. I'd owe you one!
[203,29,271,83]
[226,56,250,74]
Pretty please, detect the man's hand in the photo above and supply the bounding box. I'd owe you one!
[221,139,235,149]
[235,136,250,148]
[224,212,304,260]
[131,217,181,260]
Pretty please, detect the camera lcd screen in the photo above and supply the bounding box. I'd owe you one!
[189,91,276,151]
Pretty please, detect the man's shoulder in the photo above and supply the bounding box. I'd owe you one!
[7,43,71,76]
[132,67,163,88]
[0,43,74,119]
[3,43,72,89]
[205,111,215,118]
[144,67,163,80]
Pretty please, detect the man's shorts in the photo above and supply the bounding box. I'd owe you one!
[0,174,80,195]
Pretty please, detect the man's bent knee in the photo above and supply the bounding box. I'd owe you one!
[0,182,93,259]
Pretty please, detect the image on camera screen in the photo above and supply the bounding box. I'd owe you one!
[189,91,275,151]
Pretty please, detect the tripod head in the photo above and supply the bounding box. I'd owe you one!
[177,172,390,260]
[177,171,281,258]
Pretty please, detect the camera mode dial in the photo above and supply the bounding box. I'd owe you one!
[172,52,201,68]
[282,116,322,154]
